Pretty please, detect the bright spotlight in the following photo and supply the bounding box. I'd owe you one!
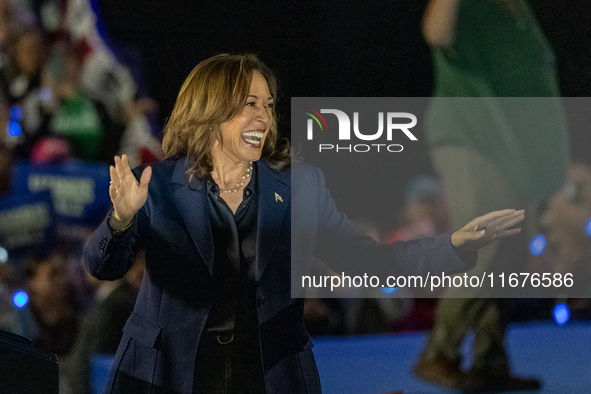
[12,290,29,309]
[8,121,22,137]
[9,106,22,122]
[553,303,570,325]
[529,234,546,256]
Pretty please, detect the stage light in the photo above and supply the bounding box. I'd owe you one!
[8,121,21,137]
[0,247,7,263]
[529,234,546,256]
[12,290,29,309]
[9,106,22,122]
[586,218,591,237]
[381,287,398,295]
[553,303,569,325]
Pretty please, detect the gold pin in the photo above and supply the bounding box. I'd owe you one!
[275,192,283,202]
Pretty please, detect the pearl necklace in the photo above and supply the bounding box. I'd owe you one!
[219,162,252,194]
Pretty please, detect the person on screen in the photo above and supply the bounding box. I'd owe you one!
[414,0,569,391]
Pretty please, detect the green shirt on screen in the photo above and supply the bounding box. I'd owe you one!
[425,0,570,201]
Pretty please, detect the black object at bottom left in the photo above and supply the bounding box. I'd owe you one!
[0,329,59,394]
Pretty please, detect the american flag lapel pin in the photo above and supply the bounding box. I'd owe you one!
[275,192,283,202]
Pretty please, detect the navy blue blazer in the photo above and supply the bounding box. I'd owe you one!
[84,159,476,394]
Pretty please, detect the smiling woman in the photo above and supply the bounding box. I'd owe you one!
[213,72,273,208]
[83,53,308,394]
[161,54,289,183]
[84,53,525,394]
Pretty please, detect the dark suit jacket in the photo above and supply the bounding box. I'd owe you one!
[84,159,475,394]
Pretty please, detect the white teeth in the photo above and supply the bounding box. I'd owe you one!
[244,131,263,138]
[245,138,261,145]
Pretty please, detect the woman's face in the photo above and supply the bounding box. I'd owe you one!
[218,71,273,164]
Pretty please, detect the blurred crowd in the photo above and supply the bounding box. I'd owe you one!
[0,0,162,165]
[0,0,161,392]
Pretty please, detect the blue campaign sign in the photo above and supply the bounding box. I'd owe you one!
[0,190,56,258]
[11,160,112,227]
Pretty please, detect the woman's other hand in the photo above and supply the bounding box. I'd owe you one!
[451,209,525,253]
[109,154,152,230]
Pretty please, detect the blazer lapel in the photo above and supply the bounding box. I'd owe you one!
[255,161,290,281]
[171,159,214,275]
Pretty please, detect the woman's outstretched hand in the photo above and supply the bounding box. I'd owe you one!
[451,209,525,253]
[108,154,152,230]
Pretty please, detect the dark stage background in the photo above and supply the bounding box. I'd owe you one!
[94,0,591,228]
